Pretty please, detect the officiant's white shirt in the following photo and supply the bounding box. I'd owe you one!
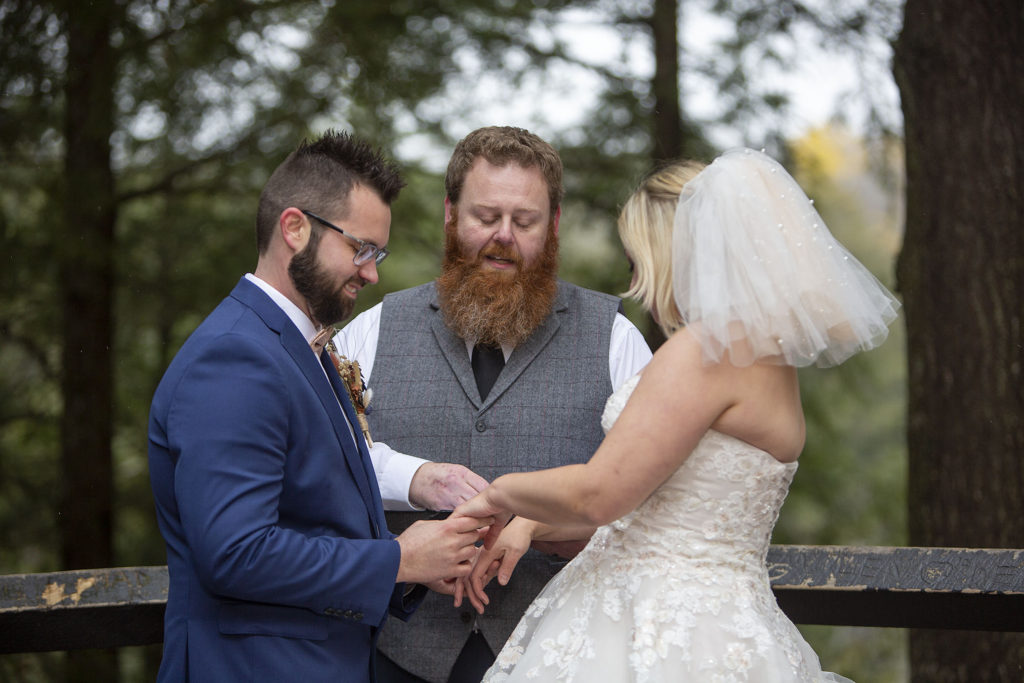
[334,302,652,510]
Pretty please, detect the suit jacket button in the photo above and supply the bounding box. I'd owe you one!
[475,420,486,432]
[460,611,472,624]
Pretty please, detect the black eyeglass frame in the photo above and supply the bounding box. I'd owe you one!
[300,209,389,266]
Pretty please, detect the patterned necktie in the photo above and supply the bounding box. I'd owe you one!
[471,343,505,401]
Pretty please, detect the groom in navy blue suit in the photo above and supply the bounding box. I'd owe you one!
[148,131,490,682]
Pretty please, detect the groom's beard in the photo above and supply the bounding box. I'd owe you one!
[289,234,359,327]
[436,212,559,348]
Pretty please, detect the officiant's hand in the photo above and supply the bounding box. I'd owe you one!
[409,462,489,511]
[453,517,535,614]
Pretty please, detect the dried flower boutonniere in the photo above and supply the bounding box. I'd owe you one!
[326,341,374,446]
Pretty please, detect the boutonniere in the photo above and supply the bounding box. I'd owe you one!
[326,341,374,446]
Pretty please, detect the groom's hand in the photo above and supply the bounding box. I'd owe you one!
[395,515,493,585]
[409,462,489,511]
[424,576,462,597]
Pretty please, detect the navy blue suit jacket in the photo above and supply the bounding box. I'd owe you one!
[149,278,418,682]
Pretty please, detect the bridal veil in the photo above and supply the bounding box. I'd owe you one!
[672,148,900,367]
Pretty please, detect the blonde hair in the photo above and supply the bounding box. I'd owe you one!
[617,160,705,338]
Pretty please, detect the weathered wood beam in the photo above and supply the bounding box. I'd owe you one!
[0,566,167,654]
[2,546,1022,654]
[768,545,1024,631]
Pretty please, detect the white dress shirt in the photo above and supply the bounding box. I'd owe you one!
[334,301,653,509]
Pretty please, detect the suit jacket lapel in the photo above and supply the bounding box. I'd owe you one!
[230,278,384,537]
[320,350,386,536]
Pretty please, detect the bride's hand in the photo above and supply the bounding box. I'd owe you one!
[451,544,490,613]
[452,487,513,549]
[455,517,536,614]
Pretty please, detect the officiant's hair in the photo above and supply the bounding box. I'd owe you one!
[445,126,563,218]
[255,129,405,254]
[618,160,705,337]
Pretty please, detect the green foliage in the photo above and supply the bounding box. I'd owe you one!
[698,0,903,139]
[0,102,63,576]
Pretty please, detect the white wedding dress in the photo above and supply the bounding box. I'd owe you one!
[483,375,852,682]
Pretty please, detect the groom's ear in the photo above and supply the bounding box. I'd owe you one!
[279,207,310,253]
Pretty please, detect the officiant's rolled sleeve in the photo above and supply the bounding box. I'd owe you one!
[370,441,429,511]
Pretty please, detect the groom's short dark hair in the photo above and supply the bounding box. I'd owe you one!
[255,129,405,254]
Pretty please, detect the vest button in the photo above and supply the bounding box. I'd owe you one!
[475,420,486,432]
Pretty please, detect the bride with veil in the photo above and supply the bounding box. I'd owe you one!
[451,148,899,682]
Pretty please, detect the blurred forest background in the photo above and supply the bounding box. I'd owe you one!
[1,1,1020,681]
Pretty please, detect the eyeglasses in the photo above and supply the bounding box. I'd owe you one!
[301,210,389,266]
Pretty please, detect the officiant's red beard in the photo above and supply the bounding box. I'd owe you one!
[436,208,559,348]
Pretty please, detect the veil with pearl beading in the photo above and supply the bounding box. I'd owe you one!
[671,148,900,367]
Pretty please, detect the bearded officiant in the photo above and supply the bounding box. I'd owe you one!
[332,126,652,683]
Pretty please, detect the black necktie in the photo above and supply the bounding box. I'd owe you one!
[471,343,505,401]
[447,626,495,683]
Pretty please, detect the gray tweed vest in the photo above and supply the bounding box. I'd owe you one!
[370,280,618,682]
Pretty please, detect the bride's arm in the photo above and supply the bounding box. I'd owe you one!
[530,520,597,543]
[454,330,739,530]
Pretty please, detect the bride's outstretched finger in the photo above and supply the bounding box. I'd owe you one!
[456,574,488,615]
[469,557,500,600]
[452,575,469,608]
[454,571,490,614]
[465,516,534,613]
[452,545,485,607]
[487,517,533,586]
[494,544,525,587]
[461,556,499,614]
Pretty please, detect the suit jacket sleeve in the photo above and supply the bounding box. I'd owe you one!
[389,582,427,622]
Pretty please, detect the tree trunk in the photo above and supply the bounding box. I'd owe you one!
[894,1,1024,680]
[60,0,119,679]
[642,0,684,349]
[651,0,683,163]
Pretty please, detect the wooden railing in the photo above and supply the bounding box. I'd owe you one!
[2,546,1023,654]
